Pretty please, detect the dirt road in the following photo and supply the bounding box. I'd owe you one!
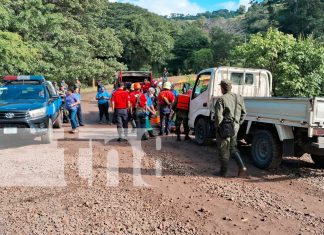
[0,91,323,234]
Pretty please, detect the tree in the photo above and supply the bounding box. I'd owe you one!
[168,25,209,74]
[210,26,243,66]
[1,0,124,84]
[184,48,214,73]
[241,1,279,34]
[103,3,174,72]
[231,28,324,97]
[277,0,324,39]
[237,5,246,15]
[0,31,38,74]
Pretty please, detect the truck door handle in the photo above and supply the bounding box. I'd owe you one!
[203,102,207,107]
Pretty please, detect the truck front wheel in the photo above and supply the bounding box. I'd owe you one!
[195,118,211,145]
[311,155,324,168]
[251,130,282,169]
[41,119,53,144]
[53,110,63,129]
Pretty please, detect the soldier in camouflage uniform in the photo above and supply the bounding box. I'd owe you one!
[214,79,247,177]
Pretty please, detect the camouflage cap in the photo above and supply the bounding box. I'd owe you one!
[219,79,232,91]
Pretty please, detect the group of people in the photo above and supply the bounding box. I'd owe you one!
[54,74,248,178]
[93,78,191,142]
[54,79,84,133]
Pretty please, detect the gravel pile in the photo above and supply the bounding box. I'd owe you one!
[0,186,199,234]
[200,181,324,234]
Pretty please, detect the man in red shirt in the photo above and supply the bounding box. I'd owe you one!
[130,83,148,140]
[111,83,131,141]
[141,78,151,94]
[158,82,175,135]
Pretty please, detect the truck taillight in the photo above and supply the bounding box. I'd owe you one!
[313,128,324,136]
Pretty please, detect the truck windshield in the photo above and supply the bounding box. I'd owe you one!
[0,85,46,100]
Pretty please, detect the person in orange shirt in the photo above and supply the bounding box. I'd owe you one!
[173,90,191,141]
[128,83,136,132]
[111,82,131,141]
[157,82,175,136]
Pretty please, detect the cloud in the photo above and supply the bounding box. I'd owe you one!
[239,0,251,9]
[213,0,252,11]
[113,0,205,16]
[213,1,238,11]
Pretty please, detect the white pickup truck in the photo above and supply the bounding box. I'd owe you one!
[189,66,324,169]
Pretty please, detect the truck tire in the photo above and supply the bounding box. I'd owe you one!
[251,129,282,169]
[195,118,211,145]
[311,155,324,168]
[53,110,63,129]
[41,119,53,144]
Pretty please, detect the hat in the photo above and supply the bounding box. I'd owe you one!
[148,87,155,93]
[219,79,232,91]
[163,82,171,90]
[134,82,141,90]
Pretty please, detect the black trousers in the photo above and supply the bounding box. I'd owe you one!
[98,102,109,121]
[135,110,147,138]
[115,108,128,137]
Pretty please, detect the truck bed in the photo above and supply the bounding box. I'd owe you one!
[244,97,324,129]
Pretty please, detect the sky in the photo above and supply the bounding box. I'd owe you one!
[108,0,252,16]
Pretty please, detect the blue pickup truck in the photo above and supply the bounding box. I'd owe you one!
[0,75,63,143]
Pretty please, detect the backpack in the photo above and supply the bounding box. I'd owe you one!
[135,94,146,118]
[218,94,237,139]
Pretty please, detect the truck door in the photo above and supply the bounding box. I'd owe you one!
[189,71,212,128]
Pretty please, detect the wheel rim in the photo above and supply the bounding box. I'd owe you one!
[255,137,271,164]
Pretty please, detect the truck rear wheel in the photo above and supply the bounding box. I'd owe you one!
[251,129,282,169]
[53,110,63,129]
[195,118,211,145]
[311,155,324,168]
[41,119,53,144]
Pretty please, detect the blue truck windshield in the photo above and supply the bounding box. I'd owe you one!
[0,85,46,100]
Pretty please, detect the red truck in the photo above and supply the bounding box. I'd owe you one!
[117,71,153,83]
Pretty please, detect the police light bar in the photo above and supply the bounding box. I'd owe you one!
[3,75,45,82]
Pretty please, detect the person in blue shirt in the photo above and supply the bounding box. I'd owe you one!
[96,87,111,124]
[74,87,84,126]
[145,87,156,137]
[65,87,80,133]
[171,83,178,97]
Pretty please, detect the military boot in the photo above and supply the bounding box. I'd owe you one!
[184,134,191,140]
[232,152,247,177]
[176,134,181,141]
[213,162,228,177]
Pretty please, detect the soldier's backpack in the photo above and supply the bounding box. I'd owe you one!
[218,94,237,139]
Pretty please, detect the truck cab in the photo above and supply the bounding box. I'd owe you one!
[189,67,272,144]
[0,75,63,143]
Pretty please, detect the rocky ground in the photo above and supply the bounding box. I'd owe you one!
[0,91,323,234]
